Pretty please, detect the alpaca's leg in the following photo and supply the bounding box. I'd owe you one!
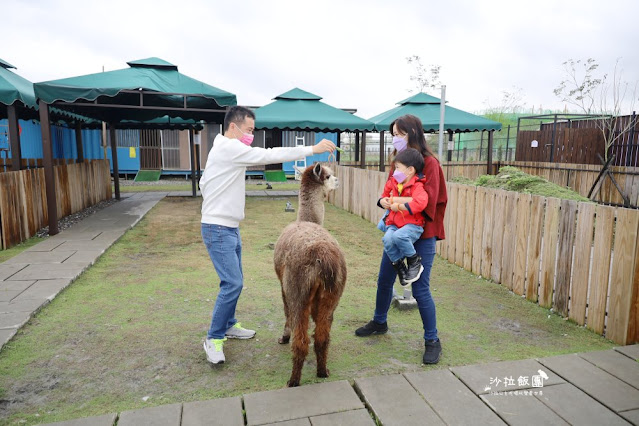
[278,285,291,344]
[313,294,338,379]
[288,303,312,387]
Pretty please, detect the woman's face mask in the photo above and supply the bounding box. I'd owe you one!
[392,135,407,152]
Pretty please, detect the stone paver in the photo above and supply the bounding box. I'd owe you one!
[354,374,445,425]
[579,349,639,390]
[404,369,505,425]
[262,419,309,426]
[61,250,104,265]
[539,353,639,412]
[451,359,565,395]
[308,408,375,426]
[0,298,49,313]
[481,387,569,425]
[52,240,110,252]
[536,383,630,425]
[0,280,35,292]
[42,413,117,426]
[620,409,639,424]
[3,250,75,264]
[615,344,639,361]
[0,290,21,302]
[181,397,243,426]
[118,403,182,426]
[244,380,363,425]
[11,279,70,302]
[23,238,65,252]
[0,264,26,280]
[91,231,125,245]
[49,230,101,241]
[8,263,86,281]
[0,311,31,329]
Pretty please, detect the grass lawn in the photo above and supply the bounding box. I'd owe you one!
[0,197,614,425]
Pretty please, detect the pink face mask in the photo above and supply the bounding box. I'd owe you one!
[234,124,254,146]
[393,169,407,184]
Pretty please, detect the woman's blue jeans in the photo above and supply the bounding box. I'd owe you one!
[373,237,438,341]
[201,223,242,340]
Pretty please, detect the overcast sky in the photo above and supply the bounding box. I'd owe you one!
[4,0,638,119]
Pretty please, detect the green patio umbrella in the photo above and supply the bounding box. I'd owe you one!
[369,92,502,132]
[254,88,374,131]
[33,57,237,123]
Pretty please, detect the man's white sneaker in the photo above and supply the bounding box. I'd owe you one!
[203,337,226,364]
[225,322,256,339]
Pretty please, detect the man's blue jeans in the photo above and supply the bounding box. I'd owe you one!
[382,224,424,263]
[373,237,438,341]
[201,223,242,340]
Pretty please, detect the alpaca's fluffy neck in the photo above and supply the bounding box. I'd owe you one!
[297,185,325,225]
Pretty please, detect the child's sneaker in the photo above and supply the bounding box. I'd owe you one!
[225,322,256,339]
[391,259,409,286]
[404,254,424,284]
[203,337,226,364]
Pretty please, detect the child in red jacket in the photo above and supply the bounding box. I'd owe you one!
[377,148,429,286]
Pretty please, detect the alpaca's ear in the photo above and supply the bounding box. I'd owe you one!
[313,163,322,180]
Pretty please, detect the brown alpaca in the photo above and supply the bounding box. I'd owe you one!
[274,163,347,387]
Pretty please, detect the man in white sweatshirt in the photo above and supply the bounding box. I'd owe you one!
[201,106,336,364]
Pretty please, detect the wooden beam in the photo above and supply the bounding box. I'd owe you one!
[39,101,58,235]
[487,130,494,175]
[109,125,121,200]
[75,123,84,163]
[360,131,366,169]
[7,104,22,171]
[189,129,197,197]
[379,131,385,172]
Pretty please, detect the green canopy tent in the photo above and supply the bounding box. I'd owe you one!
[255,88,374,131]
[1,59,101,171]
[254,88,374,170]
[368,92,502,171]
[0,58,36,171]
[33,57,237,235]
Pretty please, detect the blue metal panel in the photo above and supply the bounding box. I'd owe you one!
[0,119,106,161]
[281,132,337,175]
[105,147,140,173]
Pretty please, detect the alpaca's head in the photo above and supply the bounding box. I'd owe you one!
[301,163,339,197]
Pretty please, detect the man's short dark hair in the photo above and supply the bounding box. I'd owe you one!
[223,106,256,132]
[394,148,424,173]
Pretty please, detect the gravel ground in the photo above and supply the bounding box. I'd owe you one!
[116,177,191,186]
[35,198,119,237]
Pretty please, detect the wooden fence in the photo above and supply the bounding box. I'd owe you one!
[0,160,112,249]
[329,165,639,345]
[440,161,639,209]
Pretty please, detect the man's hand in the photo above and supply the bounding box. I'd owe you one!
[312,139,336,154]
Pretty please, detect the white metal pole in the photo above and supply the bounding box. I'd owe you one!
[438,85,446,159]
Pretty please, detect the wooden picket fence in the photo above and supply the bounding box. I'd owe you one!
[440,161,639,208]
[329,165,639,345]
[0,160,112,250]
